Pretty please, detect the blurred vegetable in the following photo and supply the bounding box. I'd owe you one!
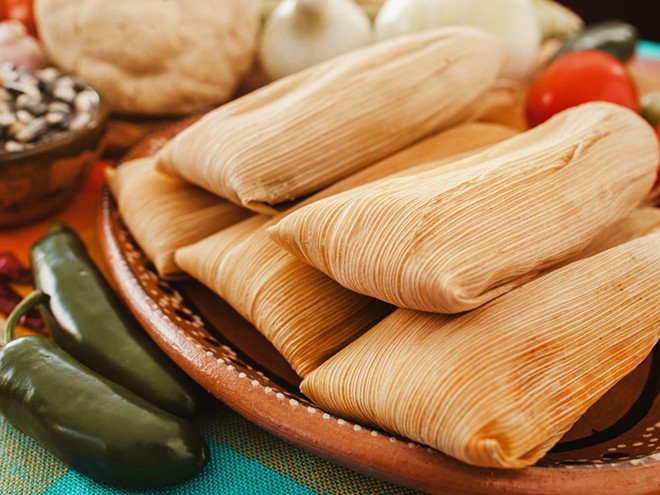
[355,0,383,20]
[554,21,638,63]
[259,0,371,80]
[641,91,660,128]
[1,300,209,489]
[526,50,638,127]
[533,0,583,40]
[261,0,382,22]
[0,252,42,333]
[374,0,540,81]
[0,252,31,284]
[0,20,45,69]
[3,0,35,36]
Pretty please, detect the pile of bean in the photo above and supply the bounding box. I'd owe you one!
[0,64,96,153]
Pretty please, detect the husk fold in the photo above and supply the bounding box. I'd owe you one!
[156,28,504,214]
[106,157,252,279]
[301,232,660,468]
[270,102,659,313]
[175,122,518,376]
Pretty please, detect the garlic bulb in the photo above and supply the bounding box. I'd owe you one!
[0,20,47,70]
[374,0,541,81]
[259,0,372,80]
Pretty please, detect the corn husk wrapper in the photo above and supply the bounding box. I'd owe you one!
[106,157,252,279]
[270,102,659,313]
[299,122,518,207]
[475,80,527,131]
[556,206,660,269]
[647,184,660,207]
[302,232,660,469]
[156,28,504,214]
[176,122,518,376]
[174,215,271,286]
[178,225,393,378]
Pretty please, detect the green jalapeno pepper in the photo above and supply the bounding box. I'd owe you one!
[554,21,638,63]
[0,294,210,488]
[29,222,198,417]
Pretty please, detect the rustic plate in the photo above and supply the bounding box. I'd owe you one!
[99,121,660,495]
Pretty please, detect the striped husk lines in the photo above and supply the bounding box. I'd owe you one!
[156,28,504,214]
[106,157,252,279]
[174,123,519,377]
[269,102,659,313]
[301,232,660,468]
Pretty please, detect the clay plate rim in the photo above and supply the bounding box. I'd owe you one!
[98,122,659,495]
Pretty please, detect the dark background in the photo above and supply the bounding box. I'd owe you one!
[560,1,660,41]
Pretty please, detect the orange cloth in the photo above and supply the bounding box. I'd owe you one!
[0,162,112,266]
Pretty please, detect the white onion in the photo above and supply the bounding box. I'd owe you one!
[374,0,541,81]
[259,0,372,80]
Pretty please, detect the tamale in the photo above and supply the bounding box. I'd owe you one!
[175,123,518,377]
[156,28,504,214]
[106,157,252,279]
[269,102,659,313]
[556,206,660,268]
[301,232,660,469]
[300,122,518,207]
[179,225,392,378]
[174,215,271,288]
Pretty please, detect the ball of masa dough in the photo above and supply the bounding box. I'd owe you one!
[35,0,261,115]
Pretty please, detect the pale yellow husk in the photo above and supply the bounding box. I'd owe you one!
[179,225,393,378]
[156,28,505,214]
[175,122,518,377]
[296,122,518,208]
[301,231,660,469]
[106,157,252,279]
[556,206,660,269]
[270,102,659,313]
[174,215,271,288]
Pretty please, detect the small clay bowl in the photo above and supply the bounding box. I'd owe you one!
[0,87,108,229]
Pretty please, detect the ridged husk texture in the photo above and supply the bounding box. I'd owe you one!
[106,157,252,279]
[556,206,660,269]
[301,232,660,468]
[175,122,518,376]
[270,103,659,313]
[178,225,393,378]
[156,28,504,214]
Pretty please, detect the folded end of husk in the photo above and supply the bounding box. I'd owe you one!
[109,156,254,279]
[175,215,270,291]
[301,232,659,468]
[244,199,291,217]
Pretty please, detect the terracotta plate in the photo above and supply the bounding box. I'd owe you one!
[99,122,660,495]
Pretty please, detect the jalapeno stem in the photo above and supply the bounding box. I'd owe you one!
[3,290,49,345]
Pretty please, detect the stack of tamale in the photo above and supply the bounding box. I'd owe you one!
[107,26,660,470]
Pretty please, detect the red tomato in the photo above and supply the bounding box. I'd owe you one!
[526,50,638,127]
[3,0,36,37]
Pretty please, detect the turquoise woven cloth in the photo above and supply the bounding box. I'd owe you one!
[638,40,660,59]
[1,399,420,495]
